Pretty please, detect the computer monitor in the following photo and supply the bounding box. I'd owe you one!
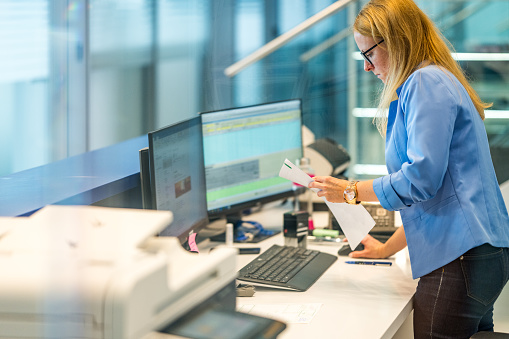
[200,99,303,223]
[147,116,209,244]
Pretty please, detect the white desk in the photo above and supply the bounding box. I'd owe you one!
[202,201,417,339]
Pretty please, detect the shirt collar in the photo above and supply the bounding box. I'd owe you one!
[396,84,403,97]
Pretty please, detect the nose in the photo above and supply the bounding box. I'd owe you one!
[363,60,374,72]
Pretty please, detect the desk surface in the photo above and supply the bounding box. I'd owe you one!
[201,201,417,339]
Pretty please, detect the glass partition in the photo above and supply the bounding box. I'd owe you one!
[352,0,509,180]
[0,1,51,175]
[0,0,508,184]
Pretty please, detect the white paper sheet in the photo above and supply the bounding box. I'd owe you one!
[279,158,375,249]
[237,303,322,324]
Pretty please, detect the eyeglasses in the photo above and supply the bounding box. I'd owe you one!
[360,39,384,66]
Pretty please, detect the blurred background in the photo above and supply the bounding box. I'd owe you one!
[1,0,508,181]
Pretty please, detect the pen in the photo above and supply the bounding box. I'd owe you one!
[345,261,392,266]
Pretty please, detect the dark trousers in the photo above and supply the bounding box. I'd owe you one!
[413,244,509,339]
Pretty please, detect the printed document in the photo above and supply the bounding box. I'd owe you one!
[279,159,375,249]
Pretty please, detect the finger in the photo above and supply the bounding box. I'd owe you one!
[361,234,374,242]
[309,181,324,190]
[349,250,367,258]
[312,176,326,183]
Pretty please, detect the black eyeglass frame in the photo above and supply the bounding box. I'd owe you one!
[360,39,384,66]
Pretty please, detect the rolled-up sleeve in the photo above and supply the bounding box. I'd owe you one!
[373,176,407,211]
[374,69,457,211]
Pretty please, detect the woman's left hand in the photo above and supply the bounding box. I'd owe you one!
[349,234,387,258]
[308,176,348,203]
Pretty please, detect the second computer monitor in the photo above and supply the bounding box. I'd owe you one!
[147,116,209,243]
[200,99,303,220]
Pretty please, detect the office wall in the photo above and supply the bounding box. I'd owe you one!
[0,0,508,181]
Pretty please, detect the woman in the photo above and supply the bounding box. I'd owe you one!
[308,0,509,337]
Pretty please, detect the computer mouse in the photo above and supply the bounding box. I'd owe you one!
[337,234,391,256]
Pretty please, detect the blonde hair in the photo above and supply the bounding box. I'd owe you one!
[353,0,491,136]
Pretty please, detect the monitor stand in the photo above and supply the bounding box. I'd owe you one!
[208,211,280,244]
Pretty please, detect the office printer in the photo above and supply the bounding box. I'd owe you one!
[302,126,350,177]
[0,205,238,339]
[300,127,351,209]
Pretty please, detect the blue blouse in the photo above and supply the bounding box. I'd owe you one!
[373,65,509,279]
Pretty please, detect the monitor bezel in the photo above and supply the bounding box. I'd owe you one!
[147,116,209,244]
[199,99,304,221]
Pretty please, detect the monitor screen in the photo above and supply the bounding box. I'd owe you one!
[200,99,303,220]
[148,116,209,243]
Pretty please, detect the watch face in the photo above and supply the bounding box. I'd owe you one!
[345,188,356,201]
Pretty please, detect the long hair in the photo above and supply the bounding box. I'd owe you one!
[353,0,491,136]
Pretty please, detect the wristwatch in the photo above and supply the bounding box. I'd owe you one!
[343,181,360,205]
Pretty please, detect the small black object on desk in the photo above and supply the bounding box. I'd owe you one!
[283,210,309,248]
[238,247,261,255]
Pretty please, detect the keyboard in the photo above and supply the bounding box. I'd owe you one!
[237,244,337,291]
